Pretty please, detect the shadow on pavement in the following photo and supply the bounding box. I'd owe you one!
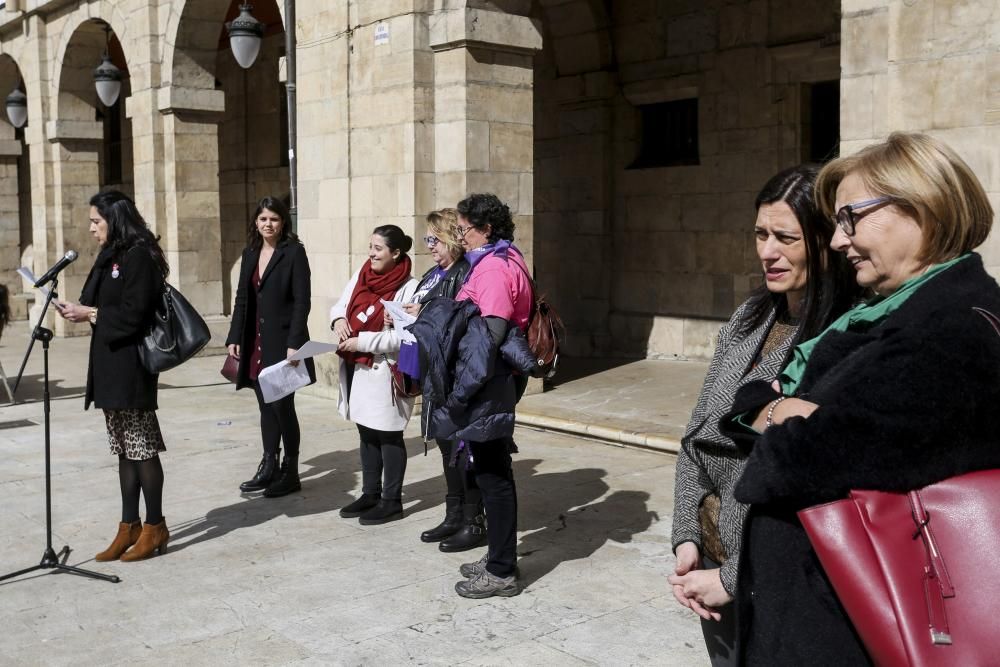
[6,373,85,403]
[515,459,657,588]
[169,436,441,552]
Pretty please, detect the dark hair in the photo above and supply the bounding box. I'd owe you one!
[372,224,412,256]
[456,193,515,242]
[742,164,860,348]
[89,190,169,279]
[247,196,298,251]
[0,284,10,339]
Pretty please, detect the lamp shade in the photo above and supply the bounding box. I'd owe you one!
[5,89,26,128]
[227,4,264,69]
[93,54,123,107]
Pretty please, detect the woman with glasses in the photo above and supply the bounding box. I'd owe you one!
[331,225,418,525]
[410,193,535,599]
[668,165,858,665]
[395,209,480,549]
[718,132,1000,664]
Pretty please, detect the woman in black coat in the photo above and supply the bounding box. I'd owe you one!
[226,197,314,498]
[721,133,1000,665]
[396,209,478,549]
[57,190,170,562]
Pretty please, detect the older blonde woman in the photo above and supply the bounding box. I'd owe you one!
[720,132,1000,664]
[397,209,481,550]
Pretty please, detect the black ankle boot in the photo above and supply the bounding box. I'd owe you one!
[420,495,463,543]
[439,504,487,552]
[263,456,300,497]
[359,498,404,525]
[339,493,380,518]
[240,450,280,492]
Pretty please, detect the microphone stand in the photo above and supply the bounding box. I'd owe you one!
[1,277,120,584]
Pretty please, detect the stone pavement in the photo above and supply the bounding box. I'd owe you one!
[0,323,712,666]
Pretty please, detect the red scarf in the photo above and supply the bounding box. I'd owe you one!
[338,255,412,367]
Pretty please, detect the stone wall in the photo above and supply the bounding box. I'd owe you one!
[840,0,1000,277]
[534,0,841,358]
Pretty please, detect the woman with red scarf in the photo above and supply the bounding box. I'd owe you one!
[330,225,418,525]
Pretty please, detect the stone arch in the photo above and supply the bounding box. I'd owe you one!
[54,17,131,125]
[162,0,286,91]
[0,54,30,319]
[534,0,613,76]
[160,0,288,317]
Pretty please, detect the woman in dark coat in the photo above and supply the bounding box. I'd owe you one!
[226,197,314,498]
[721,132,1000,665]
[57,190,170,562]
[397,209,479,549]
[668,165,858,667]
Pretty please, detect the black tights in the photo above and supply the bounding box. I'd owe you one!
[253,381,301,457]
[357,423,407,500]
[119,455,164,525]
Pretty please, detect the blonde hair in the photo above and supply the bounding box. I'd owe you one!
[426,208,464,262]
[816,132,993,263]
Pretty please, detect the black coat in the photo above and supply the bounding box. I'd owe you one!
[225,240,315,390]
[411,297,536,443]
[80,246,165,411]
[721,254,1000,666]
[417,257,470,303]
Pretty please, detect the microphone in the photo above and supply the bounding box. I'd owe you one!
[34,250,79,288]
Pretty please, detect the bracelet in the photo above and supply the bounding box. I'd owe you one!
[764,396,788,429]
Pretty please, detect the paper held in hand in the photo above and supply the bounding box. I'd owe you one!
[257,361,310,403]
[380,299,417,343]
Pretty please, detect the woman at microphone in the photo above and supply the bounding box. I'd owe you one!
[56,190,171,562]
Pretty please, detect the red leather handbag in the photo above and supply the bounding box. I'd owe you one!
[798,468,1000,666]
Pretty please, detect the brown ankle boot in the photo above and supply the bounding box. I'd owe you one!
[95,520,142,562]
[120,519,169,562]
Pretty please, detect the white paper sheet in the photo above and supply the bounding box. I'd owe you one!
[16,267,51,298]
[287,340,339,361]
[380,299,417,343]
[257,360,311,403]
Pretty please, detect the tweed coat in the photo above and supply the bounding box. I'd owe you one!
[722,253,1000,666]
[671,299,796,595]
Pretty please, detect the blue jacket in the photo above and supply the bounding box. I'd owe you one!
[410,297,537,443]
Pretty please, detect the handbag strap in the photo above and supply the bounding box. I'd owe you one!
[908,490,955,645]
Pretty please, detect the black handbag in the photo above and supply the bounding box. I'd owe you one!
[138,284,211,374]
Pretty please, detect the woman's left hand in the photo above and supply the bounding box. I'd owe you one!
[667,569,732,621]
[338,337,358,353]
[56,301,93,323]
[286,347,300,367]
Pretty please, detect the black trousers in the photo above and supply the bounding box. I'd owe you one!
[436,439,481,507]
[253,381,301,457]
[357,423,407,500]
[468,439,517,577]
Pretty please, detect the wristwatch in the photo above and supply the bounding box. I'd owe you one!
[88,308,98,325]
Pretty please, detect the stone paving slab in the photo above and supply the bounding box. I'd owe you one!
[0,325,708,666]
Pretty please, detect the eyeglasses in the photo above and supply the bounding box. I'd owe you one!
[422,235,440,246]
[835,196,894,236]
[456,225,474,238]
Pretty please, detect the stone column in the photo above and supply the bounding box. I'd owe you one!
[430,7,542,270]
[0,121,22,291]
[45,119,104,336]
[156,86,227,319]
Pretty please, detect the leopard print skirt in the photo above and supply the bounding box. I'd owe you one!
[103,409,166,461]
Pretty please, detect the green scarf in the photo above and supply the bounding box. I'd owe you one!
[779,254,970,395]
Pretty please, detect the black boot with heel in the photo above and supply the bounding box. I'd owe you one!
[420,495,463,543]
[439,503,487,552]
[240,450,279,492]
